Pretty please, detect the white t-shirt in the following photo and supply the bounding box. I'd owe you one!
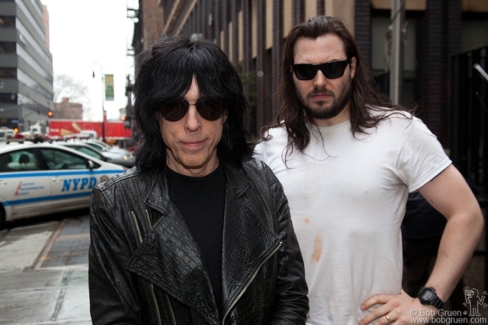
[254,112,451,324]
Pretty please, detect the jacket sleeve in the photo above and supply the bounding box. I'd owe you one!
[88,186,142,324]
[264,164,310,324]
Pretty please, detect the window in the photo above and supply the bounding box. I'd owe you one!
[0,16,16,28]
[0,68,17,78]
[68,145,104,160]
[0,42,16,53]
[40,148,88,170]
[0,93,17,103]
[0,153,14,172]
[3,150,40,171]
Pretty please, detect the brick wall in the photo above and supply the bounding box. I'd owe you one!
[141,0,163,50]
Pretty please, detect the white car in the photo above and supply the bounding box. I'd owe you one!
[0,128,15,141]
[0,142,125,228]
[65,140,135,166]
[85,140,132,155]
[59,142,135,168]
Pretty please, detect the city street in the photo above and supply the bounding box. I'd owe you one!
[0,210,91,325]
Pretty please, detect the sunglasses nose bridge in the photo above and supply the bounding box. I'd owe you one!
[313,66,329,83]
[187,102,205,119]
[183,104,202,130]
[186,102,200,116]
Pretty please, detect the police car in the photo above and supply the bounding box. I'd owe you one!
[0,142,126,228]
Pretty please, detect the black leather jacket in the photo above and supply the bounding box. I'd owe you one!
[89,159,309,324]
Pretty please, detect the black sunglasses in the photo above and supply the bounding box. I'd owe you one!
[292,59,350,80]
[159,98,224,122]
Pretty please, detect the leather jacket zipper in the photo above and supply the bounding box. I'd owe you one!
[221,241,283,324]
[131,211,164,325]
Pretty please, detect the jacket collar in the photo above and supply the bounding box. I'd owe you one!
[143,163,252,213]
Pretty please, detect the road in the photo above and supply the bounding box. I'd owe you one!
[0,210,91,325]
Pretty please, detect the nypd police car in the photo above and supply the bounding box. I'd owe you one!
[0,142,126,228]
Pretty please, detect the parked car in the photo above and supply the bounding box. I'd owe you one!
[81,140,134,162]
[0,128,15,141]
[0,142,125,228]
[59,142,135,168]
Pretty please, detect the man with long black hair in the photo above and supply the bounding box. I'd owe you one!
[255,16,483,325]
[89,34,308,324]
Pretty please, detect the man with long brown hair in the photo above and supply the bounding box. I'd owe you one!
[255,16,483,325]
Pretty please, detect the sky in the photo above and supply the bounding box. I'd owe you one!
[40,0,138,121]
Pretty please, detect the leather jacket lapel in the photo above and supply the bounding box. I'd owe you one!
[126,172,219,323]
[221,165,281,315]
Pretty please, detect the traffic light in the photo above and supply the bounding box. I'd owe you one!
[47,110,53,118]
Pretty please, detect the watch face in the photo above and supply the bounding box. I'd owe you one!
[421,290,434,300]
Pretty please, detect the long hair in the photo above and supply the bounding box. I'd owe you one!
[263,15,411,153]
[133,34,253,173]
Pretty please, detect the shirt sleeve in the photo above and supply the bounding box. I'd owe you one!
[395,117,452,192]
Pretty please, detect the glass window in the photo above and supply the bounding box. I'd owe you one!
[0,93,17,103]
[85,142,106,152]
[0,42,16,53]
[39,148,88,170]
[5,150,40,171]
[0,153,14,172]
[68,145,104,160]
[0,68,17,78]
[0,16,16,28]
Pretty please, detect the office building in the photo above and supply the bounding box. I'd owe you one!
[0,0,54,132]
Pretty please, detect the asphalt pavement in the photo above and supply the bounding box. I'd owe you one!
[0,213,91,325]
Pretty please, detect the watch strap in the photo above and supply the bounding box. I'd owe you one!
[430,295,444,310]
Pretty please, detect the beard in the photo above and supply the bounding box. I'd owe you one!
[299,77,352,120]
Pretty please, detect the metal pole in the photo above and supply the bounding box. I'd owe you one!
[93,62,106,142]
[101,70,106,142]
[390,0,405,105]
[18,100,23,132]
[474,63,488,82]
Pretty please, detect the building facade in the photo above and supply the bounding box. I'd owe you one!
[0,0,54,132]
[132,0,488,146]
[54,97,83,120]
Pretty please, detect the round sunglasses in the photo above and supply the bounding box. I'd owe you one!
[159,98,224,122]
[292,59,351,80]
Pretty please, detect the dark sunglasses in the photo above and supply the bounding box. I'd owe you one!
[159,98,224,122]
[292,59,350,80]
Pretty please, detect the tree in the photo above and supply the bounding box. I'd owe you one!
[53,74,92,119]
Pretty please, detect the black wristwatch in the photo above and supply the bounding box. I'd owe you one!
[417,287,445,310]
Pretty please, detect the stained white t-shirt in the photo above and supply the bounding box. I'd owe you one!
[254,112,451,324]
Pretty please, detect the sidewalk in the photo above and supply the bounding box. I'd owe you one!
[0,216,91,325]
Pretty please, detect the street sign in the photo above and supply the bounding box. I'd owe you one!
[104,74,114,101]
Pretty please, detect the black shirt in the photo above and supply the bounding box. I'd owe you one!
[166,165,225,310]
